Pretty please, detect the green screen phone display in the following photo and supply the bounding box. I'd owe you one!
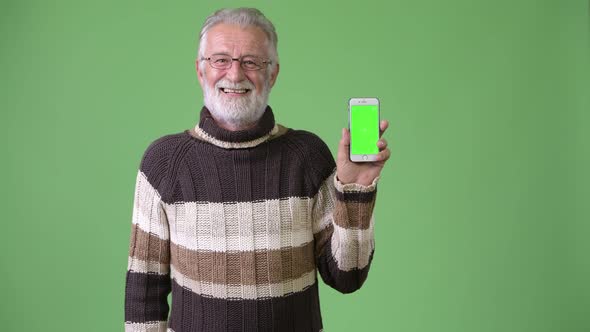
[350,104,379,155]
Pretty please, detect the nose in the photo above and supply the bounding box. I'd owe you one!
[225,59,246,82]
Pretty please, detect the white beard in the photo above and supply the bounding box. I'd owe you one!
[203,76,271,129]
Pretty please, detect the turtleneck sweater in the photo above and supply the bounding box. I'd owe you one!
[124,106,378,332]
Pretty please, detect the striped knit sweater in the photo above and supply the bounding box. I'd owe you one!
[124,106,378,332]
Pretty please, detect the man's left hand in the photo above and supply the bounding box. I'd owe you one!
[336,120,391,186]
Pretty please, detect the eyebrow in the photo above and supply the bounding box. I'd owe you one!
[210,52,265,58]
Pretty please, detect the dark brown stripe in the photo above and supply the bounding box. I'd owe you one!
[168,279,323,332]
[138,133,185,198]
[335,189,376,203]
[189,123,290,143]
[269,124,290,140]
[128,224,170,264]
[143,130,336,204]
[125,271,171,323]
[332,197,375,230]
[169,241,315,285]
[316,239,374,294]
[199,106,275,143]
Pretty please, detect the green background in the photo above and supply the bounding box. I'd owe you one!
[350,104,380,154]
[1,0,588,331]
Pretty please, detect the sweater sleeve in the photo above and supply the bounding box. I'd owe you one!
[312,171,377,293]
[298,130,377,294]
[124,140,173,332]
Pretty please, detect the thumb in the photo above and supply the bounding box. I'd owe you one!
[337,128,350,161]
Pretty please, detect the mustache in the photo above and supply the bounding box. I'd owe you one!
[214,79,255,90]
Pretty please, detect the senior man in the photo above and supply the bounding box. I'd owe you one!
[124,7,390,332]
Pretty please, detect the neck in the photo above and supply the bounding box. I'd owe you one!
[214,117,259,132]
[194,105,277,147]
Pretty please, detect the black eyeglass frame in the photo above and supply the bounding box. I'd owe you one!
[200,55,273,71]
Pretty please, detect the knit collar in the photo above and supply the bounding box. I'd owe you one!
[193,105,279,149]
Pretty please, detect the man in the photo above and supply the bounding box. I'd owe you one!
[124,7,390,332]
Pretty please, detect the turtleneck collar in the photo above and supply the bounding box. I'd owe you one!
[192,105,279,149]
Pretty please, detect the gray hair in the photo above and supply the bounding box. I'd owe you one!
[198,8,279,71]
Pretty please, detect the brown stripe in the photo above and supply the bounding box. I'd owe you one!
[313,223,334,260]
[129,224,170,264]
[333,199,375,230]
[169,241,315,285]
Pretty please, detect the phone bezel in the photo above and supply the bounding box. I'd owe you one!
[348,97,380,162]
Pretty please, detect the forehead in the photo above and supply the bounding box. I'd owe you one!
[204,23,269,56]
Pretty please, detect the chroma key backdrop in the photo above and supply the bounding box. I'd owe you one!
[1,1,588,331]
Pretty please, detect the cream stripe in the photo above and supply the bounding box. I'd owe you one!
[312,171,336,234]
[128,256,169,275]
[132,171,169,241]
[124,321,167,332]
[334,173,379,192]
[238,200,250,300]
[194,124,279,149]
[166,198,314,252]
[170,265,316,300]
[268,197,283,298]
[330,215,375,271]
[134,170,327,251]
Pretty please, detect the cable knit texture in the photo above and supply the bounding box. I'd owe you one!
[124,106,378,332]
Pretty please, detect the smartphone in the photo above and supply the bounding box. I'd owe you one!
[348,97,380,162]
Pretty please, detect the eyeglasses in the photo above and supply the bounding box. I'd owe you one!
[200,54,272,71]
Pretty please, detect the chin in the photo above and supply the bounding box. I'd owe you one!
[204,85,270,127]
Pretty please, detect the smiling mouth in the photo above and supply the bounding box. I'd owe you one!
[220,87,251,95]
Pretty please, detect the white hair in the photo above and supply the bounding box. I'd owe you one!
[197,8,279,74]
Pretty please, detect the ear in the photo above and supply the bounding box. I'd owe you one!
[268,62,280,88]
[196,59,205,88]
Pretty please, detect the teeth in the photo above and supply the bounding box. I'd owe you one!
[223,88,248,94]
